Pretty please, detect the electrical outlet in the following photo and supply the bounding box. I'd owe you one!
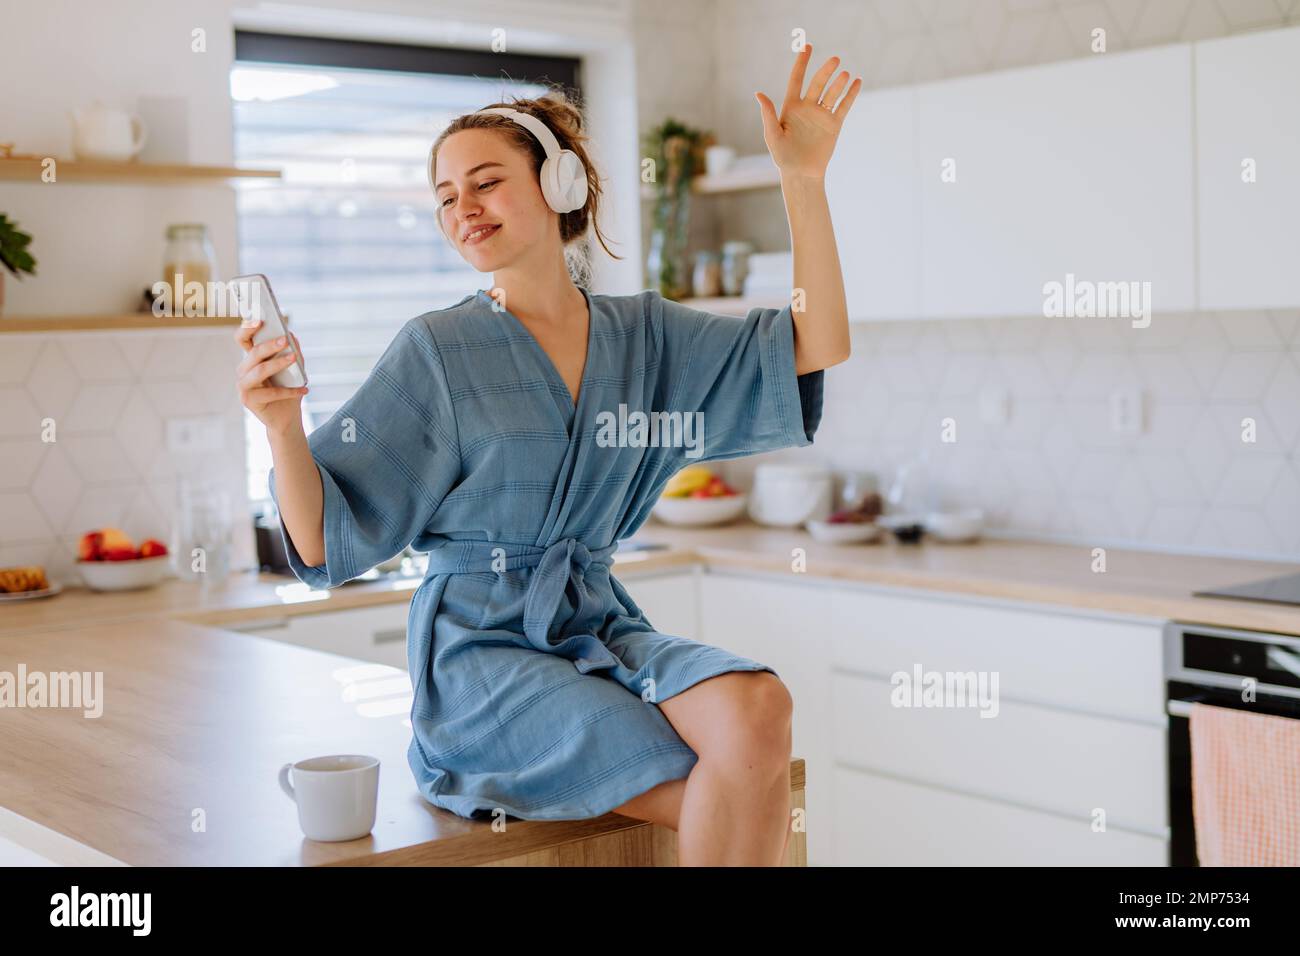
[1109,387,1143,435]
[166,415,225,453]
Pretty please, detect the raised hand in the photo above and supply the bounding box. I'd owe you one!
[754,43,862,179]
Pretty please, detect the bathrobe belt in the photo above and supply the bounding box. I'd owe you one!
[423,538,622,674]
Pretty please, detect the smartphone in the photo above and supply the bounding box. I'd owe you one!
[231,273,307,388]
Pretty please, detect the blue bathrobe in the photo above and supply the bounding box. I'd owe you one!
[271,286,825,821]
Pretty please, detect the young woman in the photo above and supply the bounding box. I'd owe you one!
[236,44,858,866]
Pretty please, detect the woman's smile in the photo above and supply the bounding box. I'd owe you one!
[464,223,501,245]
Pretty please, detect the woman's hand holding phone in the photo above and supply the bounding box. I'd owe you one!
[235,319,310,436]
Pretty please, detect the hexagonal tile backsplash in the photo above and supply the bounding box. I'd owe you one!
[738,309,1300,561]
[0,330,253,585]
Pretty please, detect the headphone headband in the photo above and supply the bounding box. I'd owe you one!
[474,107,564,160]
[429,103,589,218]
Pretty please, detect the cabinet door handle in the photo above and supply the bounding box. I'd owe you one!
[373,628,406,645]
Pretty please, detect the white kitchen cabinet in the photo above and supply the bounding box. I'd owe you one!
[698,571,1169,866]
[832,672,1166,832]
[825,85,921,320]
[1195,25,1300,309]
[917,43,1196,318]
[616,567,700,640]
[832,766,1168,866]
[232,602,412,670]
[826,586,1165,723]
[698,570,839,867]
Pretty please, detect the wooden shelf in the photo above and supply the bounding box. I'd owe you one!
[0,157,281,184]
[0,314,242,333]
[641,157,781,200]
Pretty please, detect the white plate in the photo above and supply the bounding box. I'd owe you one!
[0,581,63,602]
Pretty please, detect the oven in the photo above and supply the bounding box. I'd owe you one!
[1165,620,1300,866]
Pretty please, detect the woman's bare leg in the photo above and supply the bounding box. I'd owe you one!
[657,671,793,866]
[611,776,686,831]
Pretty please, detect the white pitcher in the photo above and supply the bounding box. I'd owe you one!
[69,101,148,161]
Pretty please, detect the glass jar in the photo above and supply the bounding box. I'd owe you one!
[162,223,217,316]
[692,250,722,298]
[720,240,754,296]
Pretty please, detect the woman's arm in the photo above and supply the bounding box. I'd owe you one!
[234,323,325,566]
[754,42,862,375]
[781,172,850,375]
[267,423,325,567]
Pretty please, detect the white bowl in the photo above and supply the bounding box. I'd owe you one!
[805,519,881,544]
[653,493,748,527]
[77,555,172,591]
[925,508,985,542]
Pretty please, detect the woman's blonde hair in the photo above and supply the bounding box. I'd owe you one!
[430,85,622,287]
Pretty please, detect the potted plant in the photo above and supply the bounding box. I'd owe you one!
[0,213,38,315]
[641,119,711,300]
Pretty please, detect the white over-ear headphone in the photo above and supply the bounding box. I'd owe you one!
[428,106,589,215]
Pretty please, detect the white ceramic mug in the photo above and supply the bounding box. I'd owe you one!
[278,754,379,842]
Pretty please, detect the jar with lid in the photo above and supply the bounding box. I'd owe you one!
[692,250,722,298]
[720,240,754,296]
[162,224,217,316]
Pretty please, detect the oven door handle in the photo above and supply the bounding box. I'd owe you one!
[1266,645,1300,682]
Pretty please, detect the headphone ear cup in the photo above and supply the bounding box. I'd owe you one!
[556,150,588,211]
[541,151,587,214]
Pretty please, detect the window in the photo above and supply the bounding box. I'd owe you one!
[230,32,581,507]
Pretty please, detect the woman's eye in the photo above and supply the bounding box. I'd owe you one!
[441,181,497,207]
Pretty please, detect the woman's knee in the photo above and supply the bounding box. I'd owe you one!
[701,672,793,770]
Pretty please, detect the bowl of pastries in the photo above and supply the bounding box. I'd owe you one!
[0,565,62,601]
[76,527,172,592]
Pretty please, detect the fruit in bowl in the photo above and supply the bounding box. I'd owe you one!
[76,528,172,591]
[654,466,747,526]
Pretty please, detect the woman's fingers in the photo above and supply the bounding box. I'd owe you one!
[236,336,291,376]
[805,53,840,104]
[235,319,262,351]
[784,43,812,110]
[239,351,298,391]
[822,70,850,108]
[834,76,862,118]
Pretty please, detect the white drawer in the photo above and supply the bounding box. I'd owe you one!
[832,765,1168,866]
[828,586,1164,722]
[832,672,1167,832]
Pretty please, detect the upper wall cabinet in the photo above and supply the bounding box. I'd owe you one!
[825,86,920,320]
[1196,25,1300,310]
[916,44,1196,319]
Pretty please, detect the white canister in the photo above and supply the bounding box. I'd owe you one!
[748,463,833,527]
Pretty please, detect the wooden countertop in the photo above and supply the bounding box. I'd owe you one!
[4,523,1297,637]
[631,523,1300,635]
[0,618,808,866]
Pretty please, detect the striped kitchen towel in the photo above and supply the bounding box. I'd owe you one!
[1190,703,1300,866]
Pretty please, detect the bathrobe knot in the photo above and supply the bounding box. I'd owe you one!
[424,537,620,674]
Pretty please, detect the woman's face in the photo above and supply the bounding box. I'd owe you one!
[434,128,553,271]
